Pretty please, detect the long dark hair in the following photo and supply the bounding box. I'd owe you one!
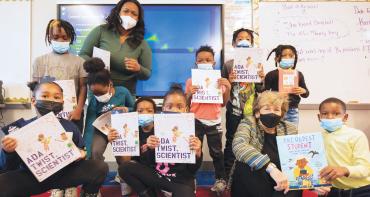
[106,0,145,49]
[266,45,298,69]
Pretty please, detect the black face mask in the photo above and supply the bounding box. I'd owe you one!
[259,113,281,128]
[35,100,64,116]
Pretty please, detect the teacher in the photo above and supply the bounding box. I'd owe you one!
[79,0,152,96]
[230,91,302,197]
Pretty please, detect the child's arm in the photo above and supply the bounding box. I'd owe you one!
[218,78,231,107]
[320,132,370,181]
[187,135,203,173]
[263,71,272,91]
[70,77,87,120]
[185,79,198,108]
[1,136,22,171]
[292,71,309,97]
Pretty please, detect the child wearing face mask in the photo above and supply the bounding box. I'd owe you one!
[83,57,134,196]
[185,45,231,194]
[0,81,108,197]
[313,98,370,197]
[83,57,134,159]
[133,97,156,164]
[265,45,309,125]
[221,28,266,178]
[31,19,87,197]
[118,84,203,197]
[32,19,87,132]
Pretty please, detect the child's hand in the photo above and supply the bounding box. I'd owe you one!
[124,57,141,72]
[320,166,349,181]
[189,85,200,95]
[228,69,237,83]
[291,87,306,95]
[189,135,202,158]
[78,149,87,160]
[257,64,265,80]
[314,187,331,196]
[1,136,17,153]
[113,106,129,112]
[146,135,160,149]
[218,78,231,90]
[108,129,120,142]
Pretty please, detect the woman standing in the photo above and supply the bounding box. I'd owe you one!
[80,0,152,96]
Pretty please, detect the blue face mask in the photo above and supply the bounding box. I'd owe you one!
[236,40,251,48]
[197,63,214,70]
[279,58,295,69]
[320,118,343,133]
[51,40,70,54]
[138,114,154,128]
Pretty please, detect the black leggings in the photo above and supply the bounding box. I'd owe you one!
[0,160,108,197]
[231,161,302,197]
[119,161,195,197]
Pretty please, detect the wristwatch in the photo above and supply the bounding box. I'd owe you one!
[266,162,277,174]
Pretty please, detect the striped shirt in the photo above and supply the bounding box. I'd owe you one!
[232,116,297,170]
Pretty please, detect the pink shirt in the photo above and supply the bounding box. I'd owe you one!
[185,78,226,120]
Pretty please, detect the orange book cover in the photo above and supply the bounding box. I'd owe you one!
[278,69,299,93]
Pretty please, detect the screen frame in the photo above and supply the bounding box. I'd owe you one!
[57,3,224,98]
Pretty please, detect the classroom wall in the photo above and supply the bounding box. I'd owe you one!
[1,0,370,163]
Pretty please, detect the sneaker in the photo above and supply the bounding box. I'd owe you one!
[210,179,227,194]
[120,181,132,196]
[64,187,78,197]
[114,172,121,183]
[50,189,64,197]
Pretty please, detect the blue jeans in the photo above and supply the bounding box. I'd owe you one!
[284,108,299,126]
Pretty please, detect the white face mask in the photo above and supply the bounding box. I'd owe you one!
[94,87,112,103]
[120,15,137,30]
[197,63,214,70]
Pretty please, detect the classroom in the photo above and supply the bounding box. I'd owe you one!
[0,0,369,197]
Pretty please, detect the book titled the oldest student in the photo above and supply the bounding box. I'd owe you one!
[276,132,331,190]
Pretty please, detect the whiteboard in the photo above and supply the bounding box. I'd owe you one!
[0,1,31,103]
[259,2,370,104]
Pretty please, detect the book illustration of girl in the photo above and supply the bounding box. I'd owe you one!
[38,134,51,151]
[172,126,183,143]
[244,56,253,70]
[205,77,211,88]
[123,123,130,138]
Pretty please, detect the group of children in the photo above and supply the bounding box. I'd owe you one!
[0,17,369,197]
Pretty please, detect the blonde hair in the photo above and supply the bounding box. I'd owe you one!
[253,91,289,118]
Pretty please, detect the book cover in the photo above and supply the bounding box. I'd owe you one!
[92,111,112,135]
[10,112,81,182]
[54,80,77,119]
[278,69,299,93]
[276,132,331,190]
[154,113,195,164]
[111,112,140,156]
[191,69,223,104]
[233,48,263,83]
